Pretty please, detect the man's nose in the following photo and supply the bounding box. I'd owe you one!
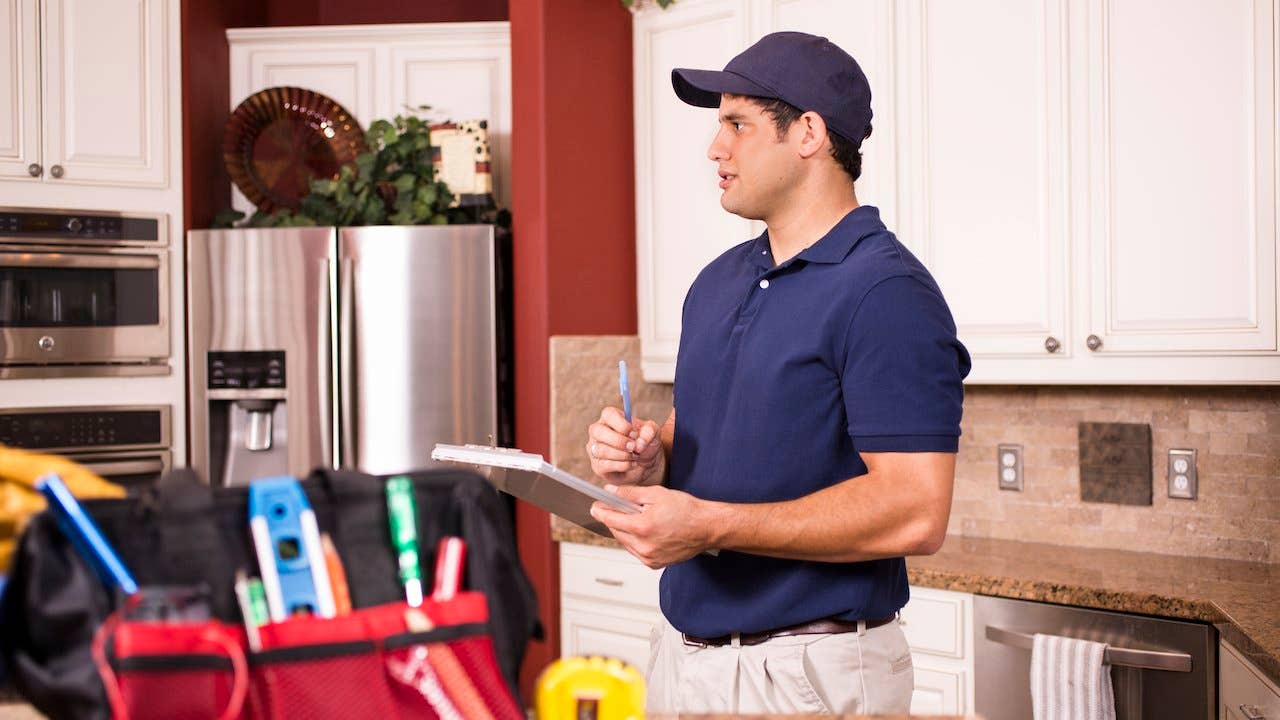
[707,128,729,162]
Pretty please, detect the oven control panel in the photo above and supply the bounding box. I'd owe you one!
[0,208,162,244]
[0,407,167,451]
[208,351,286,390]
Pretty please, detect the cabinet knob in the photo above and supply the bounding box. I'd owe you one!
[50,164,64,179]
[38,336,55,352]
[1239,705,1266,720]
[27,163,41,177]
[1086,334,1103,351]
[1044,336,1060,354]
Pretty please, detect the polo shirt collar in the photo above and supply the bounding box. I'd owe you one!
[796,205,884,264]
[749,205,885,270]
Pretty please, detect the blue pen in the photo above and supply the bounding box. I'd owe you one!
[619,360,632,423]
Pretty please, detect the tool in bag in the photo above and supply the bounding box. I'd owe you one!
[0,467,541,720]
[35,473,137,596]
[248,476,335,620]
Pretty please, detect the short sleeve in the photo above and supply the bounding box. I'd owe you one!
[840,275,971,452]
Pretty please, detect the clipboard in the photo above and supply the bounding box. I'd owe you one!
[430,443,640,538]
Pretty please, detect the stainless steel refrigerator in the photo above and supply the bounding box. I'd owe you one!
[187,225,506,486]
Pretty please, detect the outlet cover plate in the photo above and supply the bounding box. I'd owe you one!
[1167,448,1197,500]
[997,444,1023,491]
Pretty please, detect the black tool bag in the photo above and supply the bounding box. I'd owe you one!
[0,467,541,720]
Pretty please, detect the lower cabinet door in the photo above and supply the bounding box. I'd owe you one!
[561,607,660,673]
[910,665,964,715]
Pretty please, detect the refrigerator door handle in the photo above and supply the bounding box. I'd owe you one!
[319,257,334,469]
[339,256,357,469]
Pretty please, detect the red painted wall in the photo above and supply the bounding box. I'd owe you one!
[183,0,637,700]
[510,0,637,695]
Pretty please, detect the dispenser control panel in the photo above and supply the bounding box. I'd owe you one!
[208,351,286,389]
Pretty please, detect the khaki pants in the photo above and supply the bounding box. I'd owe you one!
[645,617,914,715]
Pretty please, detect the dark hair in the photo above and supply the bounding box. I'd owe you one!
[748,96,871,183]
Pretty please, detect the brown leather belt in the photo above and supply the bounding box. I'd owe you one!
[681,615,897,648]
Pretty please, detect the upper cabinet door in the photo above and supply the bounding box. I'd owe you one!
[898,0,1072,361]
[40,0,169,187]
[1081,0,1277,355]
[388,25,512,210]
[634,0,754,382]
[0,0,41,182]
[749,0,897,226]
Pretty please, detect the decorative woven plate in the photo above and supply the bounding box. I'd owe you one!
[223,87,367,212]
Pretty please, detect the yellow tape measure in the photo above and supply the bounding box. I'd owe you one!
[535,656,645,720]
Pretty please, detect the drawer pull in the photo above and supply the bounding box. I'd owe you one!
[594,577,624,587]
[1239,705,1265,720]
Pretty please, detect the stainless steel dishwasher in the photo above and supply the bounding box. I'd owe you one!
[975,595,1216,719]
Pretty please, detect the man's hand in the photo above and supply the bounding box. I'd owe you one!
[586,407,664,486]
[589,484,716,569]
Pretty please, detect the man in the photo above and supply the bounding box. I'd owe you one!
[585,31,970,715]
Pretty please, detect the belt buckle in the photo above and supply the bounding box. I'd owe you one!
[681,633,710,648]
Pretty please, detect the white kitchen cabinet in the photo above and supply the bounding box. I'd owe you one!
[633,0,896,382]
[227,23,512,214]
[633,0,1280,384]
[900,585,975,715]
[558,542,974,714]
[0,0,40,181]
[1,0,172,188]
[632,0,756,382]
[559,543,663,670]
[1221,640,1280,720]
[1078,0,1277,356]
[896,0,1071,362]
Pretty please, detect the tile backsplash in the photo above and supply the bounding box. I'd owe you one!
[550,336,1280,563]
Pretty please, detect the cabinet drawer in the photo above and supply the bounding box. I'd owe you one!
[561,544,661,608]
[1221,641,1280,720]
[901,587,968,659]
[561,607,660,670]
[910,665,965,715]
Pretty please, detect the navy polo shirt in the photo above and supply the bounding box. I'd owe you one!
[663,205,971,638]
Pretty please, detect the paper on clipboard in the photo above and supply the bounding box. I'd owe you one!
[430,443,640,537]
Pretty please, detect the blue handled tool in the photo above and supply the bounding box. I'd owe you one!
[619,360,632,423]
[36,473,138,595]
[248,477,335,621]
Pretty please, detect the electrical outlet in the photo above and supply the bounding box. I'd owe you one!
[1167,448,1197,499]
[997,444,1023,491]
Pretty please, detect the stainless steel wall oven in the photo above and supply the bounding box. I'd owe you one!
[0,208,169,377]
[0,405,172,494]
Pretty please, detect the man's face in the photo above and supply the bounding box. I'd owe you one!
[706,95,800,220]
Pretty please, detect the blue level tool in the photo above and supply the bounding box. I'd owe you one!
[248,477,335,621]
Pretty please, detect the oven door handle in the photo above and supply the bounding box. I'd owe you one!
[984,625,1193,672]
[79,458,167,476]
[0,251,160,270]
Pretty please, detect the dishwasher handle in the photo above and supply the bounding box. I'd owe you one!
[984,625,1193,673]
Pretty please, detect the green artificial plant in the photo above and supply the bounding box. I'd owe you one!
[215,109,508,229]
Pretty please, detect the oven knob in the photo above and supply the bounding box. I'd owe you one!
[66,217,83,233]
[38,336,55,352]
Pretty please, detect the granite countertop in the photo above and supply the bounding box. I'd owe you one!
[552,518,1280,686]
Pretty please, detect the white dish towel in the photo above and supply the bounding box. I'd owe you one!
[1031,633,1117,720]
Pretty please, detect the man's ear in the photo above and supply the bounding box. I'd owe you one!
[795,111,829,159]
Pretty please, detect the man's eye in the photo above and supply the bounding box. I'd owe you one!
[733,122,744,131]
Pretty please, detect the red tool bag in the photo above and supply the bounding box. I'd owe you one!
[96,593,523,720]
[0,468,540,720]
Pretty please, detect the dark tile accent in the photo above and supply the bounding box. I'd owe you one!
[1079,421,1153,505]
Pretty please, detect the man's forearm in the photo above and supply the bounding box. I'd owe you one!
[699,455,955,563]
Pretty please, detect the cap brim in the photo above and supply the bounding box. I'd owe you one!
[671,68,774,107]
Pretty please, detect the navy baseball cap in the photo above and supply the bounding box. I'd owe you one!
[672,31,872,143]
